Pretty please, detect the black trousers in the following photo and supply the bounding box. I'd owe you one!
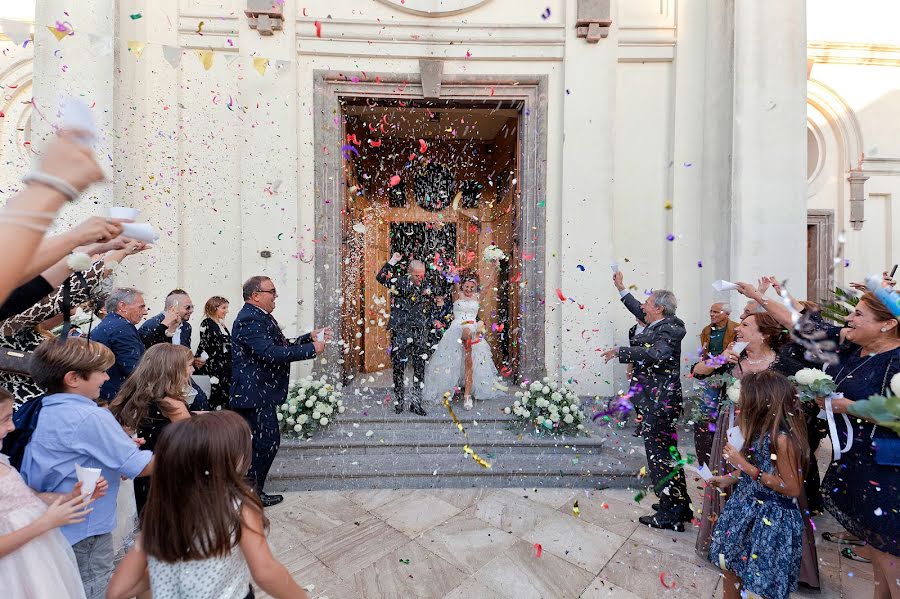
[803,406,828,512]
[391,331,427,408]
[638,386,690,515]
[233,406,280,493]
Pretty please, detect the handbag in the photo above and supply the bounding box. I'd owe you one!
[0,347,32,376]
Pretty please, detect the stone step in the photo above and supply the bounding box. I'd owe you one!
[267,450,645,492]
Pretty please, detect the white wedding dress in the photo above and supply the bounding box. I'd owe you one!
[423,297,503,404]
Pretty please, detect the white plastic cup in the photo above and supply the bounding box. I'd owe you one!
[316,330,325,342]
[108,206,140,220]
[121,222,160,243]
[75,464,102,496]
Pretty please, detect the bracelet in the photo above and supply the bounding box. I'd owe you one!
[751,467,761,482]
[0,216,50,233]
[23,171,80,202]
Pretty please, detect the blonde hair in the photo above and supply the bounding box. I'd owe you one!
[204,296,229,320]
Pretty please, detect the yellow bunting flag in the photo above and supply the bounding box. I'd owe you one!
[127,41,146,59]
[47,25,69,41]
[253,57,268,76]
[196,49,214,71]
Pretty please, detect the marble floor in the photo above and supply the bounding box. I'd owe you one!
[262,482,872,599]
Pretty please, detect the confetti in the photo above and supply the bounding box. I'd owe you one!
[556,288,567,302]
[389,175,401,187]
[666,234,675,242]
[541,7,551,19]
[196,20,204,34]
[418,138,428,153]
[533,543,543,558]
[399,558,410,565]
[576,264,585,271]
[129,13,142,20]
[314,21,322,37]
[659,571,676,589]
[572,500,580,517]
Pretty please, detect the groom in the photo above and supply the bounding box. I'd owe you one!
[377,252,433,415]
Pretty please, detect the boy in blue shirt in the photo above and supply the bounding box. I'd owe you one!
[20,338,154,599]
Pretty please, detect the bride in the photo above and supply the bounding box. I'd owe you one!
[424,272,502,410]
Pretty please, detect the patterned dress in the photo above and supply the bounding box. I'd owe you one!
[0,261,111,408]
[708,433,803,599]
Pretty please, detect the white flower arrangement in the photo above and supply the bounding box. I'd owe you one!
[279,375,343,437]
[506,379,587,434]
[482,244,507,263]
[725,379,742,405]
[789,368,837,403]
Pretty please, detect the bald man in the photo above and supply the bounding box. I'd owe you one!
[377,252,433,415]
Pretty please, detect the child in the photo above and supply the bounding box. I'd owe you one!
[107,411,310,599]
[707,370,809,599]
[0,387,108,598]
[110,343,195,512]
[19,338,154,599]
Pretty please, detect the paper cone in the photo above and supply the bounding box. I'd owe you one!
[127,40,146,59]
[0,19,32,45]
[712,279,738,292]
[196,49,214,71]
[253,56,268,76]
[162,45,183,68]
[47,25,69,42]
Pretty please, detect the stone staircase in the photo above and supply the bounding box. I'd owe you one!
[268,391,647,492]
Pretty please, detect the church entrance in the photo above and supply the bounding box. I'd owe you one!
[339,99,520,380]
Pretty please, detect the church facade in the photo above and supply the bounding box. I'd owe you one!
[1,0,899,395]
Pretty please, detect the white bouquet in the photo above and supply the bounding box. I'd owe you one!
[504,377,586,434]
[278,375,344,437]
[482,245,507,263]
[789,368,837,403]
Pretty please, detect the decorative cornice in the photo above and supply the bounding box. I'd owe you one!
[808,41,900,67]
[373,0,493,18]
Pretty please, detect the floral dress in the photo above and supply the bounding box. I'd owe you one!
[708,433,803,599]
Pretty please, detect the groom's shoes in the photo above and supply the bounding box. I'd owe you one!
[409,404,427,416]
[394,402,405,414]
[260,493,284,508]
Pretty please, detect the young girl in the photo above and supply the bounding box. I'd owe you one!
[0,387,107,599]
[707,370,809,599]
[424,271,502,410]
[106,411,309,599]
[110,343,196,513]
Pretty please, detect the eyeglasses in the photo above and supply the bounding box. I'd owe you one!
[256,289,278,297]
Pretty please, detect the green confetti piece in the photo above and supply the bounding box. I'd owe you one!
[130,13,142,20]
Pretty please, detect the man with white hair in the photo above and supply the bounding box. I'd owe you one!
[700,302,737,359]
[377,252,433,415]
[694,302,739,467]
[603,272,691,531]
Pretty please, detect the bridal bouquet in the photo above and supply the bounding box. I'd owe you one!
[789,368,837,403]
[505,377,587,434]
[482,245,507,263]
[690,373,737,422]
[278,375,345,437]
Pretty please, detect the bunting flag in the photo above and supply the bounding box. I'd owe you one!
[88,33,113,57]
[47,25,70,42]
[0,19,32,45]
[196,49,214,71]
[253,56,268,76]
[162,45,182,68]
[127,40,146,59]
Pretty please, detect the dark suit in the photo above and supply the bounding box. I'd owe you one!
[376,260,433,409]
[138,313,192,348]
[428,298,454,353]
[230,303,317,493]
[92,313,155,401]
[617,292,690,516]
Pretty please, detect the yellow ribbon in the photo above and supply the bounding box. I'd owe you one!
[442,394,491,469]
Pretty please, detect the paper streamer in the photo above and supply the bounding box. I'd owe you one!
[823,394,853,461]
[442,395,491,469]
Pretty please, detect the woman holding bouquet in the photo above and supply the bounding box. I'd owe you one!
[691,313,819,589]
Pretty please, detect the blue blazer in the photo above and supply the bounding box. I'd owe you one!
[138,313,192,348]
[91,313,145,401]
[230,303,317,409]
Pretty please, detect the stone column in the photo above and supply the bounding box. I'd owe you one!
[559,0,617,395]
[32,0,116,214]
[731,0,808,291]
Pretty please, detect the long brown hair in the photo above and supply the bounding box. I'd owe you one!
[738,370,809,472]
[140,411,266,562]
[110,344,193,431]
[745,312,789,350]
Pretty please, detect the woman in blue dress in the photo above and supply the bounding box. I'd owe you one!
[707,370,807,599]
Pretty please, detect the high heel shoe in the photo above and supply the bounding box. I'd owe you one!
[463,395,473,410]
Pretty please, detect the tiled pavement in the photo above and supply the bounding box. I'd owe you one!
[262,483,872,599]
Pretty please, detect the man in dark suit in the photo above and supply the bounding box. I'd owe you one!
[138,289,195,351]
[603,272,691,531]
[376,253,433,415]
[92,287,174,401]
[230,275,330,507]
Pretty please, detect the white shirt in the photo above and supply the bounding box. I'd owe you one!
[172,324,183,346]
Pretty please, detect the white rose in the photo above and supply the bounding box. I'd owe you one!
[542,386,550,394]
[536,415,545,424]
[726,381,742,404]
[549,381,558,391]
[564,414,574,424]
[577,424,585,430]
[338,406,346,413]
[293,424,303,433]
[298,414,308,424]
[551,392,562,401]
[542,377,549,383]
[318,388,328,397]
[504,407,511,414]
[562,406,570,414]
[209,376,219,385]
[305,399,315,408]
[313,412,321,420]
[286,417,296,425]
[515,391,523,397]
[522,410,531,418]
[794,368,831,386]
[513,400,521,408]
[530,382,542,392]
[276,412,284,421]
[890,373,900,398]
[550,413,560,423]
[288,405,297,414]
[319,417,329,426]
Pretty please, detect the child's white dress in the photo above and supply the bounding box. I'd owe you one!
[0,454,86,598]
